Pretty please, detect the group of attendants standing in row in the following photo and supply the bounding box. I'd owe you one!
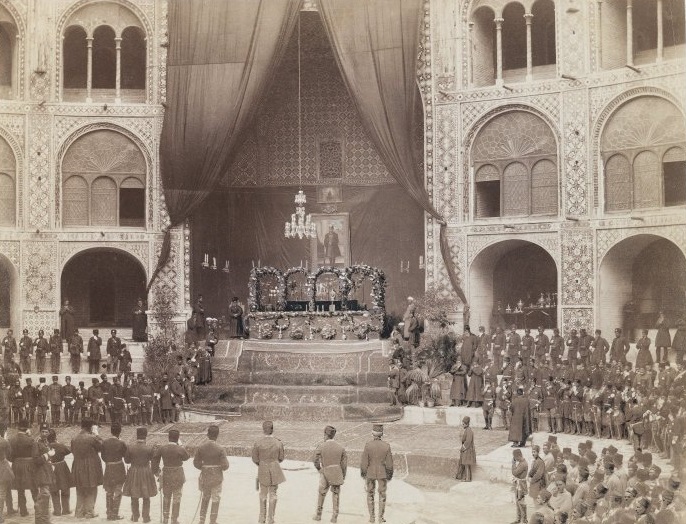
[510,435,684,523]
[0,419,394,524]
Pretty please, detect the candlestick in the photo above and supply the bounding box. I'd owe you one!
[252,260,255,268]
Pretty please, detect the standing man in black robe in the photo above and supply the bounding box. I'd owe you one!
[69,329,84,374]
[59,299,76,342]
[509,386,533,448]
[19,329,32,373]
[101,422,127,521]
[87,329,102,374]
[192,295,206,341]
[132,298,147,342]
[228,297,244,339]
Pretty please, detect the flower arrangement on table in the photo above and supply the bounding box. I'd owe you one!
[289,326,304,340]
[353,321,371,340]
[274,316,290,339]
[248,266,286,312]
[257,323,273,339]
[320,324,337,340]
[338,313,355,340]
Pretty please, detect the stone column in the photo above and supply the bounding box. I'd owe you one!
[495,17,504,86]
[86,37,93,102]
[115,36,122,102]
[626,0,633,66]
[596,1,603,70]
[524,13,534,81]
[468,21,474,86]
[657,0,663,62]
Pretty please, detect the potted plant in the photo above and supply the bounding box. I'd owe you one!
[404,358,447,407]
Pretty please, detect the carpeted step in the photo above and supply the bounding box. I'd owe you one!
[210,369,389,387]
[236,349,388,374]
[195,383,391,405]
[238,402,402,422]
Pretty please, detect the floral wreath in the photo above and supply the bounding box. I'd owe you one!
[307,266,350,311]
[248,267,286,312]
[283,267,309,301]
[344,265,386,313]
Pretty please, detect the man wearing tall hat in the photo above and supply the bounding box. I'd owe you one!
[512,448,528,524]
[152,429,191,524]
[71,418,103,519]
[22,377,37,425]
[34,329,49,373]
[195,425,230,524]
[62,376,77,426]
[48,375,63,426]
[252,420,285,524]
[106,330,122,374]
[360,424,394,523]
[456,416,476,482]
[0,421,16,517]
[123,427,158,523]
[509,386,533,448]
[19,329,32,373]
[47,427,73,517]
[49,328,62,373]
[87,329,102,374]
[69,329,84,374]
[34,422,56,522]
[9,418,36,516]
[110,376,126,427]
[313,425,347,523]
[101,422,127,521]
[1,329,17,368]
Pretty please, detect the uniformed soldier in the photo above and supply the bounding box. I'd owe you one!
[69,329,84,374]
[34,422,56,523]
[47,428,73,516]
[139,377,154,425]
[360,424,393,524]
[566,329,580,370]
[194,425,229,524]
[313,425,347,523]
[122,427,158,523]
[1,329,17,368]
[106,330,122,374]
[71,418,103,519]
[9,378,24,425]
[610,328,630,364]
[48,375,63,426]
[19,329,33,373]
[152,429,191,524]
[87,329,102,374]
[0,379,9,425]
[110,376,126,427]
[74,381,88,425]
[23,377,37,425]
[34,330,49,374]
[101,422,127,521]
[88,378,105,425]
[49,328,62,373]
[36,376,50,425]
[506,325,522,360]
[512,448,528,524]
[252,420,285,524]
[492,327,506,369]
[534,327,550,362]
[9,418,37,516]
[126,375,142,426]
[578,328,592,368]
[549,328,564,366]
[62,376,77,426]
[521,329,534,363]
[482,377,496,430]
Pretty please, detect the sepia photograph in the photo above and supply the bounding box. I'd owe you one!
[0,0,685,523]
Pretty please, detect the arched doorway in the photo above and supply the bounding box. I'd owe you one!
[469,240,558,330]
[599,235,686,341]
[0,254,18,330]
[61,248,146,328]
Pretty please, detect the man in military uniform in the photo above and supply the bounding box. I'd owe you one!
[34,422,56,523]
[19,329,32,373]
[521,329,534,363]
[313,425,347,523]
[100,373,112,424]
[578,328,593,369]
[512,448,528,524]
[195,425,229,524]
[566,329,580,370]
[139,376,154,425]
[49,328,62,373]
[610,328,630,364]
[360,424,393,524]
[62,376,77,425]
[36,376,50,425]
[34,329,49,373]
[482,377,496,430]
[9,418,37,516]
[109,375,126,427]
[101,422,127,521]
[48,375,63,426]
[9,377,23,425]
[106,330,122,374]
[74,380,88,425]
[590,329,609,365]
[69,329,84,374]
[88,378,105,425]
[549,328,563,366]
[126,374,143,426]
[534,327,550,363]
[87,329,102,374]
[252,420,285,524]
[506,325,522,361]
[22,377,37,425]
[1,329,17,368]
[152,428,191,524]
[492,327,506,369]
[122,427,158,523]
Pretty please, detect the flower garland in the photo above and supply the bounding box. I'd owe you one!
[248,267,286,312]
[320,324,337,340]
[345,265,387,313]
[307,266,350,311]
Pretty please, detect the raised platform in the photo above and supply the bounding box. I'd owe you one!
[195,338,400,421]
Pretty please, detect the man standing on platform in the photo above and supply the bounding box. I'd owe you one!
[402,297,421,349]
[34,330,48,373]
[48,375,63,426]
[50,328,62,373]
[123,427,158,524]
[228,297,245,339]
[507,325,522,361]
[461,326,478,369]
[361,424,393,524]
[1,329,17,368]
[195,425,229,524]
[69,329,84,374]
[101,422,127,521]
[23,378,37,426]
[252,420,285,524]
[87,329,102,374]
[610,328,630,364]
[590,329,610,365]
[152,429,190,524]
[535,327,550,363]
[19,329,32,373]
[72,418,103,519]
[509,386,533,448]
[313,425,347,523]
[62,376,77,426]
[106,330,122,374]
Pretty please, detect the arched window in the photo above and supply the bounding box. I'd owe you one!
[61,3,147,102]
[472,111,558,218]
[602,96,686,211]
[470,6,496,87]
[0,136,15,226]
[92,25,116,89]
[62,130,147,227]
[502,3,527,73]
[121,26,146,90]
[63,26,87,89]
[531,0,556,67]
[0,7,18,100]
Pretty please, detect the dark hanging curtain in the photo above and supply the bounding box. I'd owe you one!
[318,0,467,303]
[148,0,301,292]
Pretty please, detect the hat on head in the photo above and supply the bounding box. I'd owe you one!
[25,378,31,383]
[92,378,98,384]
[39,422,49,431]
[39,377,46,383]
[100,373,107,380]
[136,427,148,440]
[532,445,541,452]
[462,416,470,425]
[65,376,71,381]
[586,451,597,463]
[169,429,180,442]
[324,425,336,439]
[538,490,552,502]
[513,449,523,459]
[18,418,29,430]
[607,445,617,454]
[548,435,557,443]
[562,447,571,454]
[372,424,383,437]
[662,490,675,503]
[262,420,274,433]
[81,418,93,430]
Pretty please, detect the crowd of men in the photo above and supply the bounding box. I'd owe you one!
[511,436,684,523]
[0,419,394,524]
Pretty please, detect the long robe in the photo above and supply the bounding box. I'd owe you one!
[508,394,533,444]
[60,306,76,341]
[466,364,484,402]
[132,306,147,342]
[228,303,244,338]
[460,334,478,367]
[458,427,476,466]
[450,365,468,401]
[196,350,212,385]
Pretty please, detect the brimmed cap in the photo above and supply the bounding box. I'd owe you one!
[372,424,383,436]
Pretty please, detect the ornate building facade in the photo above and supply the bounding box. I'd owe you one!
[0,0,189,334]
[423,0,686,338]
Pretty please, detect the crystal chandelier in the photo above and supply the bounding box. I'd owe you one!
[285,14,316,240]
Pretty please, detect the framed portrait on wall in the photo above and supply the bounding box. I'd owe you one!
[317,185,343,204]
[310,213,350,269]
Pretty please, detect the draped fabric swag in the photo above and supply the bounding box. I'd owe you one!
[148,0,300,291]
[318,0,467,303]
[154,0,466,305]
